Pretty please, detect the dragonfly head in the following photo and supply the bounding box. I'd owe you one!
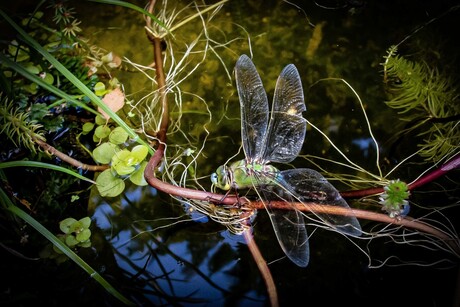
[211,165,231,190]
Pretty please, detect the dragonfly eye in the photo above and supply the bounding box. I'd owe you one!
[210,173,218,185]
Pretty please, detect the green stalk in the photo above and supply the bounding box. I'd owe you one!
[0,187,135,306]
[0,161,96,184]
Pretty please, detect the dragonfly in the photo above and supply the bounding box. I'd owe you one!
[211,54,362,267]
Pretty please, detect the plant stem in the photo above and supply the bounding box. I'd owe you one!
[34,138,109,172]
[341,152,460,198]
[408,152,460,190]
[243,229,279,307]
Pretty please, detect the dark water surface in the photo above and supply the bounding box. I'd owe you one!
[1,0,459,306]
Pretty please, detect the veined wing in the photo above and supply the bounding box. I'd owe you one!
[278,168,362,236]
[261,64,306,163]
[253,173,310,267]
[235,54,269,161]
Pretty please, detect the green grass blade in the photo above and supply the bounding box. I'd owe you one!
[0,161,96,184]
[0,53,98,116]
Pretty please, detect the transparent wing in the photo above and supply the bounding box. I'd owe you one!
[261,64,306,163]
[235,54,269,161]
[279,168,362,236]
[254,175,310,267]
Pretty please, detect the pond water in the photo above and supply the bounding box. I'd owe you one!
[2,0,460,306]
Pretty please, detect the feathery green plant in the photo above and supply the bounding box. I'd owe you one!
[0,94,45,153]
[382,46,460,161]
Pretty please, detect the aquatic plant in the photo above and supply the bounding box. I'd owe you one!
[383,46,460,162]
[0,94,45,153]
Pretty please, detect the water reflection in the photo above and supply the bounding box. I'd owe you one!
[91,184,264,305]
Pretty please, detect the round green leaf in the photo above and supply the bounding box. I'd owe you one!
[94,81,107,96]
[94,125,111,139]
[95,114,107,125]
[82,122,95,134]
[109,127,129,145]
[93,142,118,164]
[130,145,149,161]
[69,221,83,233]
[60,218,77,234]
[96,169,125,197]
[129,161,148,186]
[42,72,54,85]
[65,235,79,247]
[76,229,91,242]
[79,217,91,229]
[112,150,136,175]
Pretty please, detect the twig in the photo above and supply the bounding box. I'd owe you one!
[34,138,108,172]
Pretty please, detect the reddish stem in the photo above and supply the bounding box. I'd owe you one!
[341,152,460,198]
[408,152,460,190]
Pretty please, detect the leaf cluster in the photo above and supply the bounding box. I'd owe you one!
[82,114,149,197]
[39,216,92,264]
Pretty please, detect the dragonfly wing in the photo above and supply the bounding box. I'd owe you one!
[235,55,269,160]
[279,169,362,236]
[262,64,307,163]
[257,181,310,267]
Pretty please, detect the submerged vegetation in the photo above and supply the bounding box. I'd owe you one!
[0,0,459,306]
[383,45,459,162]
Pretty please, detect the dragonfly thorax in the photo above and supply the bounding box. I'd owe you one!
[211,159,279,191]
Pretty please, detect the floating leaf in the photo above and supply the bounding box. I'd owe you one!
[93,142,118,164]
[98,87,125,120]
[42,72,54,85]
[79,217,91,229]
[130,161,148,186]
[80,241,92,248]
[59,218,77,234]
[109,126,129,145]
[131,145,149,161]
[94,82,107,96]
[94,125,111,139]
[82,122,95,134]
[8,40,30,62]
[65,235,79,247]
[76,229,91,242]
[112,149,136,175]
[23,82,38,94]
[95,114,107,125]
[96,169,125,197]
